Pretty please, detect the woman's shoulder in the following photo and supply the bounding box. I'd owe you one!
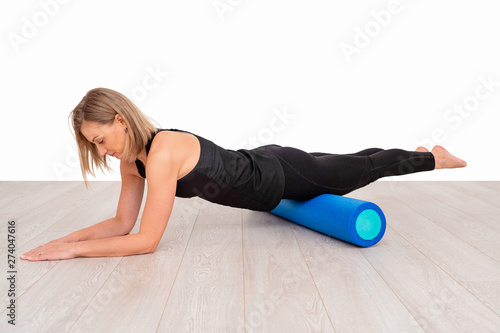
[148,130,201,178]
[150,130,199,154]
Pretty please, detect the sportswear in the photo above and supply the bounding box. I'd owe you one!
[135,129,285,211]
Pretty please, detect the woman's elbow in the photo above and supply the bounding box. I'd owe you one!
[139,235,159,254]
[144,243,157,254]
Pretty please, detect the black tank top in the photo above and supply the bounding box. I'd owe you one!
[135,129,285,211]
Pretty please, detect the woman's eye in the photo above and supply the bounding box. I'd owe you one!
[98,140,104,144]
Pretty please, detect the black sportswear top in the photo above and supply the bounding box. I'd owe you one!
[135,129,285,211]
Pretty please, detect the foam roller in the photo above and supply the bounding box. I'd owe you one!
[270,194,386,247]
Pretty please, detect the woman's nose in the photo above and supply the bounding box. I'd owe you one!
[97,145,107,156]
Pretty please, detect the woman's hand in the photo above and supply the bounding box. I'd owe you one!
[20,239,77,261]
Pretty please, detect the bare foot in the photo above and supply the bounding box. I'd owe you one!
[415,146,429,153]
[431,145,467,169]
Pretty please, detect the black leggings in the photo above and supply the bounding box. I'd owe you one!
[262,146,436,200]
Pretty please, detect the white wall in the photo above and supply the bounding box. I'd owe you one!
[1,0,499,181]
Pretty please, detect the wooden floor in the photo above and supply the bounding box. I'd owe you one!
[1,181,499,333]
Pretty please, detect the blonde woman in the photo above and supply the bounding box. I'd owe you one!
[21,88,467,261]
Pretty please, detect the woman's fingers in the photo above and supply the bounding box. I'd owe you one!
[21,235,77,261]
[21,242,75,261]
[21,238,61,259]
[21,247,46,260]
[21,244,46,259]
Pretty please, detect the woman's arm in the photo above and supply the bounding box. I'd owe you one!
[21,161,146,260]
[22,138,180,260]
[71,162,146,241]
[73,144,178,257]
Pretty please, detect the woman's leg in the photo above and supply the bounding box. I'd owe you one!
[311,148,384,157]
[264,146,436,200]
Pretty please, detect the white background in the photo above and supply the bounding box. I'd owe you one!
[1,0,499,181]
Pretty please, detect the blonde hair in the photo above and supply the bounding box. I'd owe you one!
[69,87,158,187]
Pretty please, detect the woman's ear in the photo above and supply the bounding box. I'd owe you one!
[115,113,126,127]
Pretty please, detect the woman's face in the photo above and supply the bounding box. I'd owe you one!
[80,115,128,159]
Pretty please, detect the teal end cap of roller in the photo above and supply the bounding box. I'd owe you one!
[355,209,382,241]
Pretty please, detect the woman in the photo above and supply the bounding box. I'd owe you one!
[21,88,467,261]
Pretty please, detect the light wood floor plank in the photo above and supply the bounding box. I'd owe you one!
[414,181,500,216]
[363,182,500,314]
[442,181,500,208]
[196,201,243,225]
[12,256,121,333]
[474,214,500,233]
[69,254,183,333]
[362,225,500,332]
[242,211,334,332]
[0,181,81,215]
[0,230,68,333]
[476,181,500,191]
[242,210,317,294]
[292,223,424,332]
[157,222,244,332]
[0,182,86,242]
[245,293,334,333]
[0,181,55,210]
[373,181,500,261]
[44,182,120,232]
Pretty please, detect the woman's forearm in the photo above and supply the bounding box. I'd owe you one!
[71,217,130,242]
[74,233,153,258]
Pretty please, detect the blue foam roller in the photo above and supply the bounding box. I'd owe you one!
[270,194,386,247]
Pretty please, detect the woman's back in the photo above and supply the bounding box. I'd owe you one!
[136,128,286,211]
